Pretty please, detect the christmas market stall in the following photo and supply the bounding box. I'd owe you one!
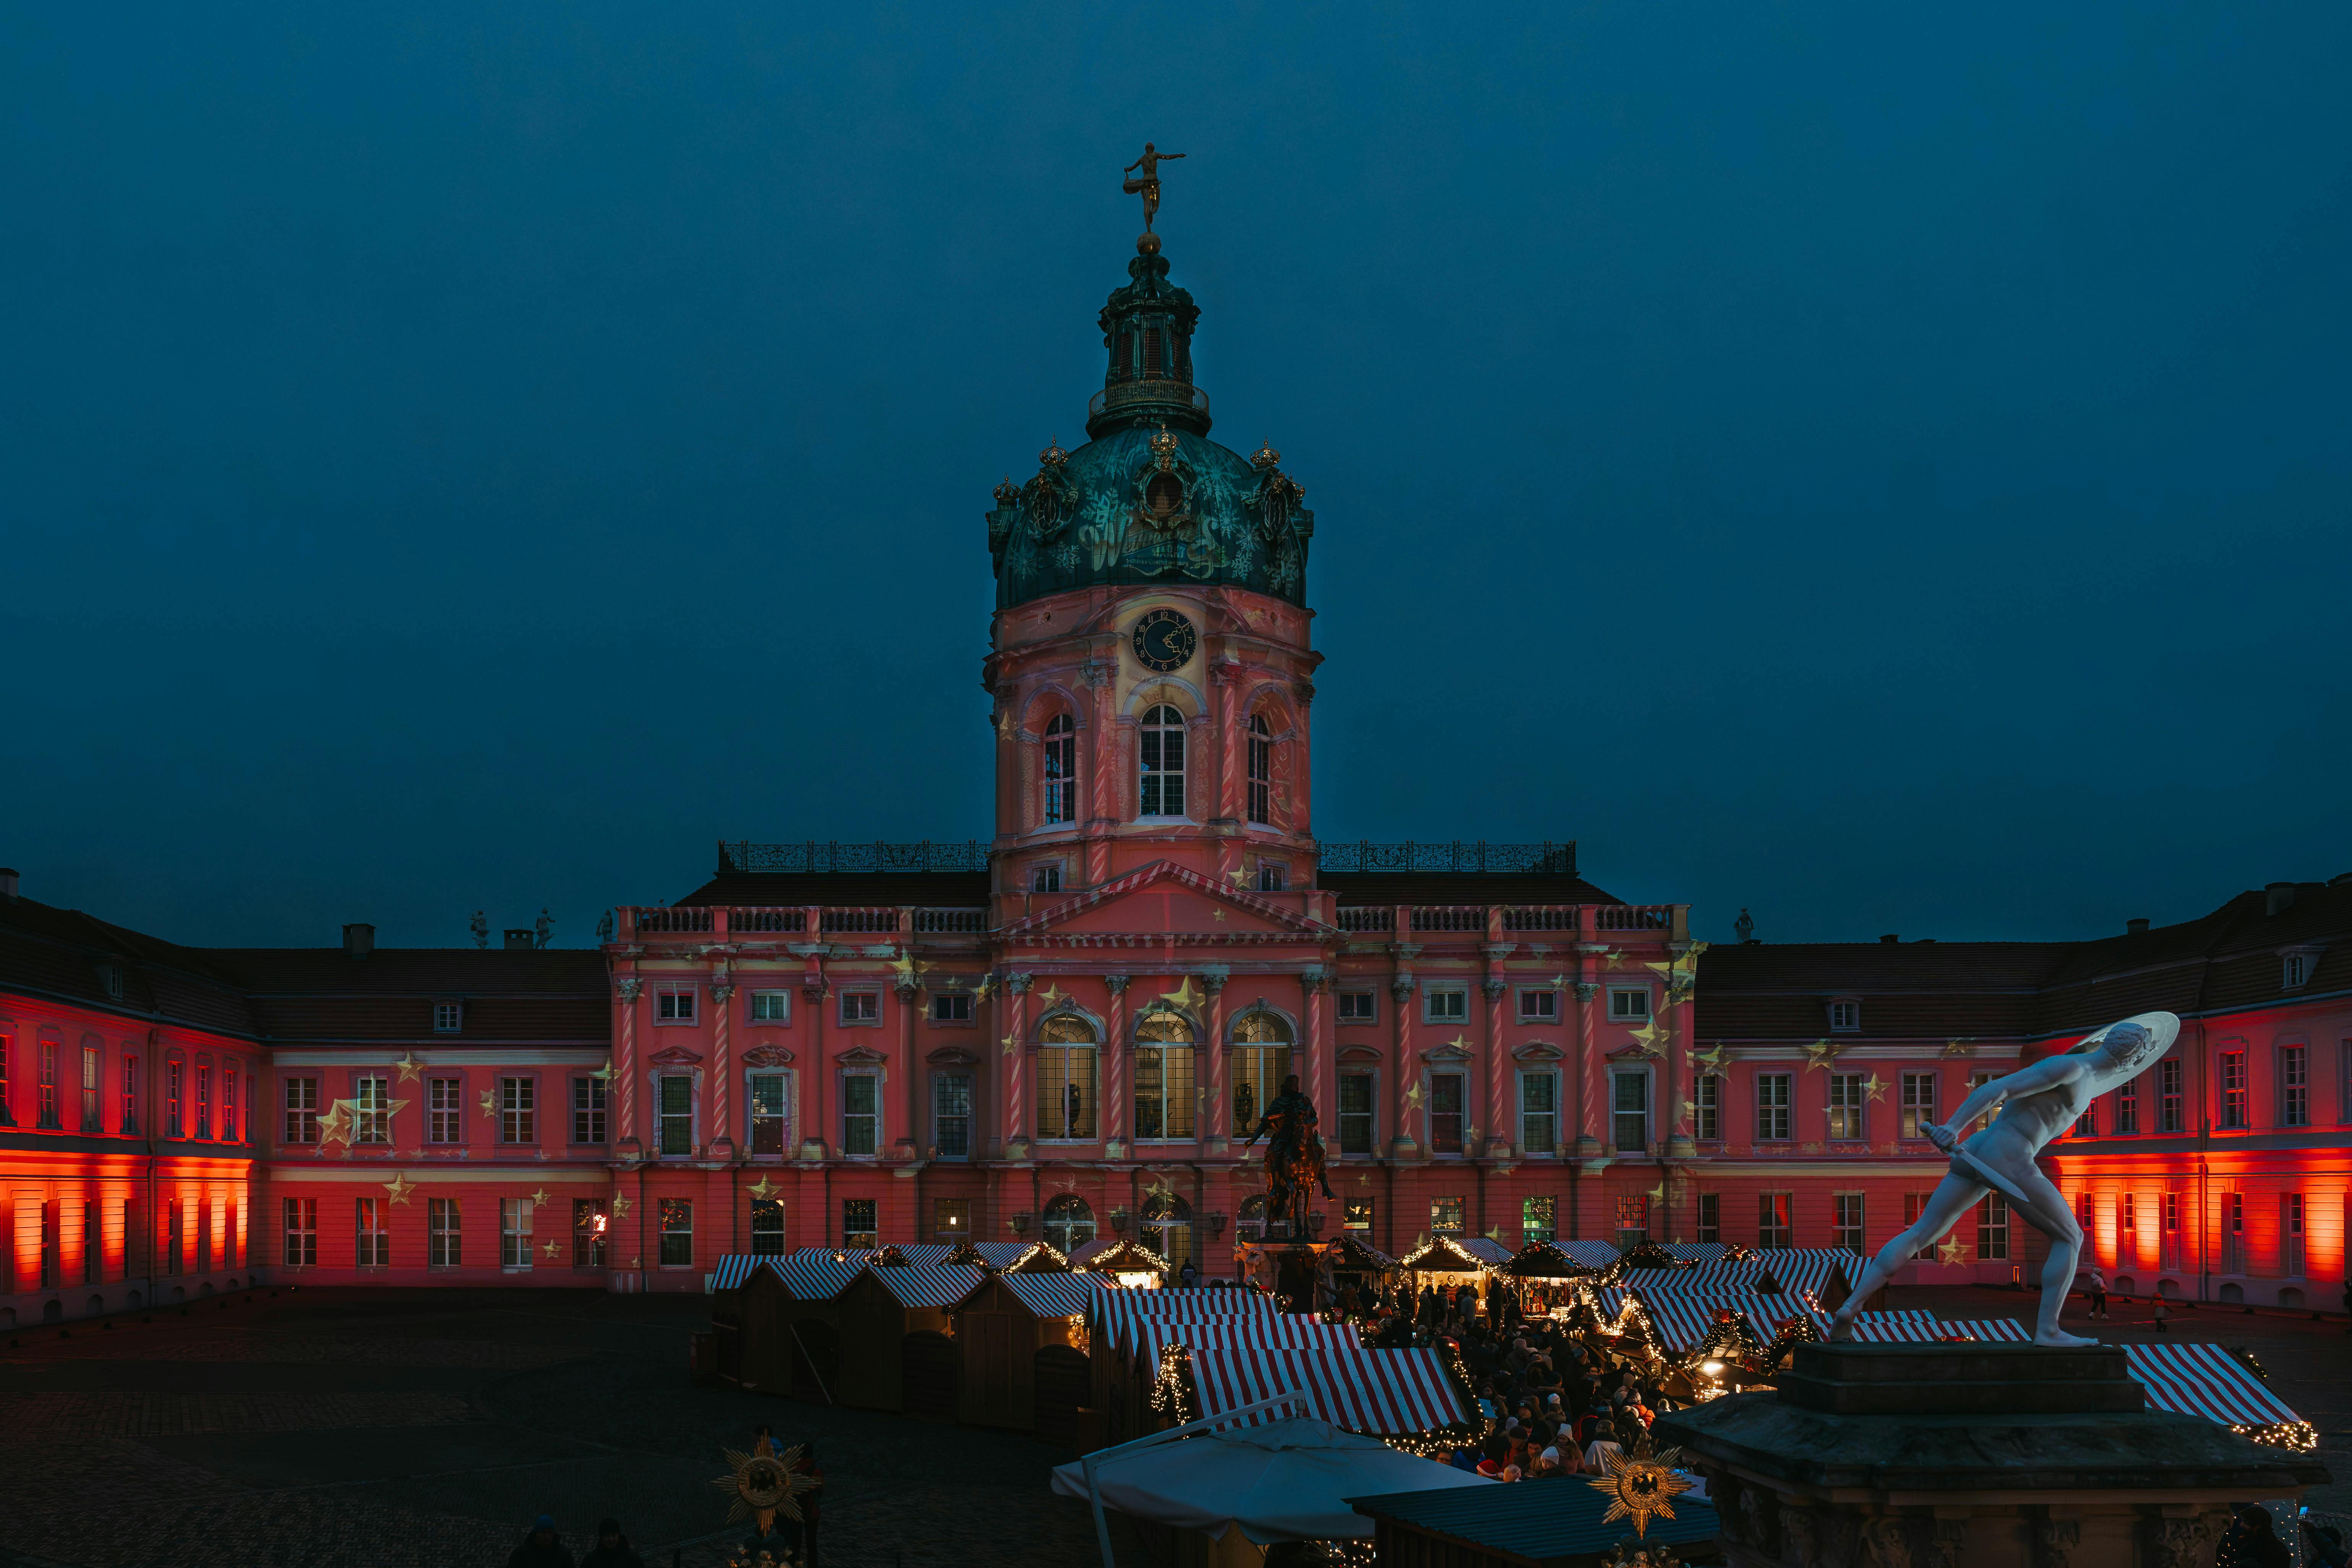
[1397,1235,1508,1312]
[1070,1236,1172,1288]
[1175,1341,1479,1448]
[948,1238,1072,1272]
[2123,1342,2318,1451]
[734,1249,869,1401]
[1233,1237,1339,1313]
[705,1255,779,1381]
[1559,1240,1627,1272]
[1323,1232,1402,1306]
[1089,1284,1279,1429]
[952,1268,1099,1437]
[831,1257,989,1413]
[1499,1239,1600,1319]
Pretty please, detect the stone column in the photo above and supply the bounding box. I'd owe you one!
[615,977,643,1155]
[1004,973,1033,1157]
[1083,659,1116,885]
[1209,660,1240,824]
[1482,970,1510,1159]
[1574,980,1602,1156]
[1389,963,1419,1158]
[1666,946,1696,1158]
[1300,965,1332,1147]
[1201,971,1229,1153]
[895,973,922,1155]
[801,966,828,1160]
[708,980,735,1158]
[1104,975,1131,1157]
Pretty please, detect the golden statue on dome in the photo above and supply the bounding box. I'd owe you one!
[1123,143,1185,251]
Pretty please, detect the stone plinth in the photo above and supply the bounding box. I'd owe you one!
[1655,1343,2328,1568]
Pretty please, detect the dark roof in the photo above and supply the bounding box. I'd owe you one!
[1696,878,2352,1044]
[1349,1481,1720,1565]
[0,894,258,1037]
[1317,872,1623,905]
[675,871,992,909]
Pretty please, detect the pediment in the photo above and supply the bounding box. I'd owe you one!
[1420,1044,1474,1064]
[1336,1044,1385,1064]
[1512,1042,1566,1062]
[928,1046,979,1067]
[646,1045,703,1067]
[741,1046,794,1068]
[1605,1043,1660,1062]
[835,1045,889,1066]
[1002,860,1336,945]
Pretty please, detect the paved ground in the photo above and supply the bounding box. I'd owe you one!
[0,1287,1144,1568]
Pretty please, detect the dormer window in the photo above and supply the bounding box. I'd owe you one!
[2282,952,2317,990]
[433,1002,463,1034]
[1828,998,1862,1033]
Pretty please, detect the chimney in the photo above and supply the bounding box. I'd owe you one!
[0,867,16,900]
[2264,882,2297,916]
[502,928,534,950]
[342,923,374,958]
[2125,918,2149,936]
[1879,934,1900,945]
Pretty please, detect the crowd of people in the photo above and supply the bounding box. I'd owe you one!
[1339,1277,1686,1484]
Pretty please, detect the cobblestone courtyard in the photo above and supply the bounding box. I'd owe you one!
[0,1287,1144,1568]
[0,1284,2345,1568]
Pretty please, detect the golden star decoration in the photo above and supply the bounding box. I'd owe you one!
[1002,1032,1020,1057]
[530,1188,550,1207]
[542,1239,562,1259]
[1467,1125,1482,1145]
[315,1102,357,1146]
[630,1255,640,1268]
[1225,865,1253,887]
[392,1051,425,1083]
[972,974,998,1002]
[1864,1073,1888,1102]
[1627,1017,1671,1054]
[611,1195,632,1220]
[1944,1038,1975,1057]
[1804,1039,1839,1072]
[1937,1232,1968,1267]
[590,1058,614,1082]
[1037,981,1067,1007]
[478,1089,498,1116]
[1160,976,1205,1011]
[1647,1180,1668,1203]
[889,952,931,986]
[381,1173,417,1205]
[1404,1083,1424,1109]
[1446,1034,1473,1053]
[748,1176,777,1200]
[1694,1044,1730,1072]
[1589,1447,1694,1538]
[1212,909,1227,922]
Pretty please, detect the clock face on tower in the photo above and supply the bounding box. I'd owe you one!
[1131,608,1198,673]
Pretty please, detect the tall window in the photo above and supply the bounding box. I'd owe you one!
[2282,1193,2305,1276]
[2158,1059,2183,1133]
[0,1032,11,1125]
[575,1199,610,1268]
[1044,1193,1096,1253]
[37,1041,61,1128]
[1132,1010,1196,1140]
[1522,1195,1557,1245]
[121,1053,138,1134]
[932,1073,972,1158]
[1832,1193,1864,1255]
[428,1078,462,1143]
[2222,1191,2246,1274]
[1905,1192,1938,1258]
[2218,1051,2247,1130]
[1900,1073,1937,1139]
[1695,1074,1721,1141]
[1141,1191,1191,1271]
[2161,1190,2182,1270]
[1519,1071,1556,1154]
[1042,712,1078,824]
[81,1201,98,1284]
[841,1074,879,1155]
[659,1075,692,1155]
[283,1198,318,1267]
[1828,1073,1865,1141]
[750,1198,786,1256]
[284,1077,319,1144]
[1137,704,1187,817]
[2281,1046,2308,1127]
[1966,1072,1999,1133]
[1430,1196,1465,1235]
[499,1077,535,1144]
[1430,1073,1466,1154]
[1696,1193,1720,1244]
[429,1198,461,1268]
[501,1197,533,1268]
[1756,1073,1792,1141]
[2120,1192,2138,1261]
[1245,713,1272,824]
[671,1202,704,1266]
[165,1062,184,1135]
[1036,1015,1099,1140]
[572,1076,606,1144]
[1975,1194,2009,1260]
[840,1198,875,1249]
[222,1064,239,1142]
[1228,1010,1292,1135]
[2115,1074,2138,1134]
[1612,1071,1649,1153]
[1338,1072,1375,1155]
[1759,1192,1793,1249]
[356,1197,389,1268]
[1616,1195,1649,1247]
[74,1044,100,1133]
[750,1072,790,1155]
[2074,1100,2097,1138]
[194,1063,210,1138]
[354,1075,391,1143]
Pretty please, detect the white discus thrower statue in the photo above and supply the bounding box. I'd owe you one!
[1826,1010,2177,1349]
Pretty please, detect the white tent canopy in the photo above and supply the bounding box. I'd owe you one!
[1050,1414,1490,1545]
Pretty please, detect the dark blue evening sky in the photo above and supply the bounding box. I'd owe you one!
[4,5,2347,949]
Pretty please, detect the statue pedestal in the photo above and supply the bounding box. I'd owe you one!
[1658,1342,2327,1568]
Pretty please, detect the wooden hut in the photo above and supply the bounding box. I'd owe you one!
[831,1259,990,1412]
[947,1238,1071,1273]
[1398,1234,1507,1316]
[734,1251,866,1403]
[952,1270,1096,1438]
[1069,1236,1170,1287]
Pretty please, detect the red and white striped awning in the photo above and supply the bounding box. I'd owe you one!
[2126,1342,2306,1429]
[770,1251,867,1300]
[1122,1313,1358,1369]
[1840,1310,1944,1342]
[1560,1241,1624,1270]
[708,1255,777,1292]
[1660,1244,1732,1262]
[1188,1344,1472,1436]
[1093,1290,1276,1359]
[1744,1249,1856,1302]
[1606,1287,1825,1350]
[992,1273,1100,1319]
[1937,1319,2032,1342]
[863,1263,990,1308]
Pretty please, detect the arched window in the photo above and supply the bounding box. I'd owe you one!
[1133,1008,1195,1140]
[1237,1194,1267,1243]
[1042,712,1077,825]
[1035,1013,1098,1140]
[1247,713,1272,824]
[1138,705,1187,819]
[1228,1009,1294,1138]
[1141,1190,1192,1271]
[1044,1194,1096,1254]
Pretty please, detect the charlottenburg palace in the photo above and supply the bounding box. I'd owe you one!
[5,227,2348,1330]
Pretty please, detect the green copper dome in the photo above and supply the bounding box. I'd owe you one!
[987,244,1313,611]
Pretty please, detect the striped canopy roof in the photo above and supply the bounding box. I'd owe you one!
[861,1262,990,1308]
[1605,1287,1824,1351]
[2126,1343,2305,1429]
[1091,1289,1275,1357]
[1188,1343,1472,1436]
[1558,1240,1625,1270]
[1398,1235,1507,1273]
[1742,1249,1857,1300]
[988,1272,1101,1319]
[1660,1243,1732,1262]
[708,1255,776,1292]
[1068,1237,1171,1274]
[1837,1310,1945,1342]
[770,1251,870,1300]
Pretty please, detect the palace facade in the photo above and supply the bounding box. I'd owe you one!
[4,229,2346,1328]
